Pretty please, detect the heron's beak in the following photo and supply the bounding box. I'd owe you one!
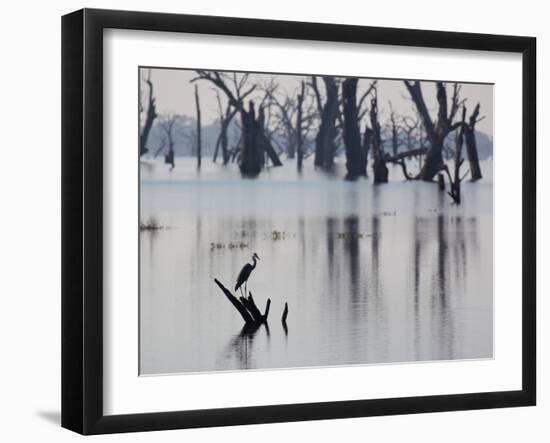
[255,255,261,260]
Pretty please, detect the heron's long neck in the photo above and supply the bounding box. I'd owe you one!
[251,257,257,269]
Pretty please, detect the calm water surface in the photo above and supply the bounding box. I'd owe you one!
[139,158,493,375]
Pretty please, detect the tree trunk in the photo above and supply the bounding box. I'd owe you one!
[342,78,366,180]
[464,130,482,181]
[314,77,339,170]
[195,85,202,170]
[418,137,445,181]
[296,85,304,172]
[369,97,388,184]
[214,279,270,325]
[465,103,483,181]
[239,102,282,176]
[446,107,467,204]
[140,77,157,156]
[389,104,399,157]
[391,127,399,157]
[221,124,230,164]
[286,130,296,159]
[257,106,283,167]
[164,140,174,168]
[213,96,238,165]
[213,122,230,164]
[362,126,372,174]
[239,102,263,176]
[214,111,237,165]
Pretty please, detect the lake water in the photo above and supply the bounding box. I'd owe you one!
[139,157,493,375]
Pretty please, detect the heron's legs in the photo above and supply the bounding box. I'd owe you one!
[244,281,248,297]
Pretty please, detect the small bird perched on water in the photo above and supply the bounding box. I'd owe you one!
[235,253,260,297]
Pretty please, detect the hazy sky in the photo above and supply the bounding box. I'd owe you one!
[140,67,493,136]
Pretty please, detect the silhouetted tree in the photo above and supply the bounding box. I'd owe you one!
[342,78,366,179]
[158,114,179,169]
[212,91,238,164]
[445,107,467,204]
[464,103,484,181]
[387,101,402,157]
[404,81,463,181]
[195,84,202,170]
[311,76,339,170]
[193,71,282,176]
[296,81,306,171]
[369,95,388,184]
[139,69,157,156]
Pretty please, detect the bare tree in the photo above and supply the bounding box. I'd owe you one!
[153,137,167,159]
[404,81,463,181]
[192,71,282,175]
[296,81,306,171]
[464,103,484,181]
[387,101,402,157]
[263,83,298,159]
[195,84,202,170]
[139,69,157,156]
[342,78,365,179]
[158,114,180,169]
[311,76,339,170]
[340,79,377,179]
[445,107,468,204]
[369,95,388,184]
[261,79,317,171]
[400,115,421,162]
[212,90,238,164]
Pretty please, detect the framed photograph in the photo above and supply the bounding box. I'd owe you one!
[61,8,536,434]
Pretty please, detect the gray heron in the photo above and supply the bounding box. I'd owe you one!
[235,253,260,297]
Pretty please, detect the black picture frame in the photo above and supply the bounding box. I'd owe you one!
[61,8,536,435]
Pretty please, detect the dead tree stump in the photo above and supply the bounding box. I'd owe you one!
[214,279,270,325]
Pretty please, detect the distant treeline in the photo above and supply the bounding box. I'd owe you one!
[143,114,493,161]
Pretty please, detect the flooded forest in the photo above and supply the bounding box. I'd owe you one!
[139,68,493,375]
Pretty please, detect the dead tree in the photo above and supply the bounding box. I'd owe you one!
[369,95,388,184]
[263,82,296,159]
[158,114,179,169]
[265,80,318,170]
[404,81,463,181]
[252,78,280,162]
[387,101,401,157]
[281,302,289,335]
[311,76,339,170]
[212,91,239,165]
[139,70,157,156]
[214,279,271,325]
[346,80,377,178]
[256,105,284,167]
[342,78,367,179]
[195,85,202,170]
[464,103,483,181]
[401,116,419,151]
[296,81,305,171]
[153,137,167,159]
[239,101,263,174]
[362,126,374,174]
[400,115,425,169]
[444,107,468,204]
[193,71,282,176]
